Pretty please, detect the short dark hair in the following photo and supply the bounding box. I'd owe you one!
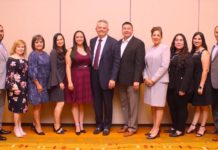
[122,22,133,28]
[151,26,163,37]
[31,34,45,50]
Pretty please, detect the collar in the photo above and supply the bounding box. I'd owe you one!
[122,35,133,43]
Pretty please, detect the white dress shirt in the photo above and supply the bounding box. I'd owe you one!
[120,35,133,57]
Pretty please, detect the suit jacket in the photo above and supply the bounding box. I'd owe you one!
[90,35,120,90]
[118,36,145,85]
[143,43,170,83]
[211,45,218,89]
[0,43,8,89]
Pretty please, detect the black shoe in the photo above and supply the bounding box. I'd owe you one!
[164,128,175,133]
[147,130,160,139]
[0,135,6,141]
[80,130,86,133]
[102,128,110,136]
[75,131,81,135]
[32,125,45,135]
[169,131,184,137]
[0,129,11,134]
[53,125,65,134]
[93,128,103,134]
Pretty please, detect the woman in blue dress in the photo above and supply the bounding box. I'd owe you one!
[28,35,50,135]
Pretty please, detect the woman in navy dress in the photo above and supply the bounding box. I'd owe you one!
[186,32,212,136]
[28,35,50,135]
[6,40,28,137]
[65,30,92,135]
[48,33,67,134]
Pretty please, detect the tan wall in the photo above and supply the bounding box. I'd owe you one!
[0,0,218,124]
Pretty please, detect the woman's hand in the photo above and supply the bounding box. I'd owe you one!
[68,82,74,91]
[59,82,65,90]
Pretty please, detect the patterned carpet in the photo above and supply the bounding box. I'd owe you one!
[0,125,218,150]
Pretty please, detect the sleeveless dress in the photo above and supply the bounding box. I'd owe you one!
[5,57,28,113]
[65,51,93,104]
[191,50,212,106]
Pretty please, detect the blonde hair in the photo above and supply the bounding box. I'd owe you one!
[10,40,27,56]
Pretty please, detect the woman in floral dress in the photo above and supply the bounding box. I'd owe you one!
[6,40,28,138]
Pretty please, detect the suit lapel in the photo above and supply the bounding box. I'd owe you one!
[0,44,7,61]
[121,36,135,58]
[99,36,110,61]
[211,45,218,62]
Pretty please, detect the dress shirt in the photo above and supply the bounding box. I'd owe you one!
[120,35,133,57]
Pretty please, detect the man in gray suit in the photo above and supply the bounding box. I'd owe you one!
[0,25,11,141]
[117,22,145,137]
[211,25,218,141]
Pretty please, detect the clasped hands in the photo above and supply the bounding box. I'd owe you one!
[144,78,155,87]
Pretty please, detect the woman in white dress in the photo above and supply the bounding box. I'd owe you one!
[143,26,170,139]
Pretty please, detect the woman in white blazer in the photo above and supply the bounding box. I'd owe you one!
[143,26,170,139]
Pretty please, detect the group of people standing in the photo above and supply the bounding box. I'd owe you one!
[0,21,218,141]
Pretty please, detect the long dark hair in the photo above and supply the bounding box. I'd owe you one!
[170,33,189,68]
[191,32,208,54]
[53,33,67,54]
[71,30,89,60]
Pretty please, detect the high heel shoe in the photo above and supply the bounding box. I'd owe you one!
[147,130,160,139]
[80,129,86,133]
[186,124,197,134]
[53,125,65,134]
[14,127,23,138]
[19,127,26,136]
[196,126,206,137]
[32,125,45,135]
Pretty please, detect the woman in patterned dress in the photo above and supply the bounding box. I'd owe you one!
[65,31,93,135]
[6,40,28,137]
[28,35,50,135]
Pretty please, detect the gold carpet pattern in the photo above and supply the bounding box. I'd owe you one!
[0,126,217,150]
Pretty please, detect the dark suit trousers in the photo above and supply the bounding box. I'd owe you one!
[167,89,190,132]
[212,88,218,130]
[91,69,113,129]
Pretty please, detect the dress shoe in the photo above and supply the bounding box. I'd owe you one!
[123,131,136,137]
[196,126,206,137]
[117,127,128,133]
[53,125,65,134]
[93,128,102,134]
[147,130,160,139]
[32,125,45,135]
[0,129,11,134]
[169,131,184,137]
[14,127,23,138]
[144,132,151,136]
[186,124,197,134]
[75,131,80,135]
[164,128,175,133]
[0,135,6,141]
[80,130,86,133]
[102,128,110,136]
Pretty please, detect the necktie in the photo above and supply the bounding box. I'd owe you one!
[93,39,102,69]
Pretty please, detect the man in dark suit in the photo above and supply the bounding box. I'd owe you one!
[0,25,11,141]
[90,20,120,136]
[117,22,145,137]
[211,25,218,141]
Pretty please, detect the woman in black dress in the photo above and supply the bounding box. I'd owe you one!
[48,33,67,134]
[166,33,194,137]
[186,32,212,136]
[6,40,28,137]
